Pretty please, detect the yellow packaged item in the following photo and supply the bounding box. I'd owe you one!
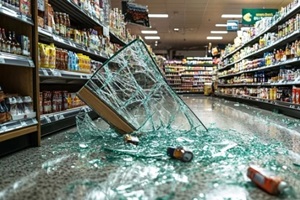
[48,43,56,69]
[38,43,49,68]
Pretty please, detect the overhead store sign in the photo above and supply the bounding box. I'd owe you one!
[227,20,239,32]
[242,8,278,25]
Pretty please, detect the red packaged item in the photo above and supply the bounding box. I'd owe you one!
[247,165,288,195]
[52,91,62,112]
[292,86,297,104]
[42,91,52,114]
[62,91,68,110]
[296,87,300,104]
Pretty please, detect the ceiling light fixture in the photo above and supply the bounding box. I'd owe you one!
[215,24,228,27]
[174,28,179,31]
[211,31,228,34]
[148,14,168,18]
[145,36,160,40]
[221,14,242,18]
[216,22,238,27]
[141,30,158,34]
[207,36,223,40]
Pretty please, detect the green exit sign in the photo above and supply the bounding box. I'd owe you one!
[242,8,278,25]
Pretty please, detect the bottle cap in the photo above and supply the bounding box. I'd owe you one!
[278,181,288,193]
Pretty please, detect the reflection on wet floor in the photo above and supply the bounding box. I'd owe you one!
[0,95,300,200]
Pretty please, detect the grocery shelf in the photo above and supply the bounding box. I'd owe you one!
[41,106,98,136]
[39,68,92,84]
[218,58,300,79]
[218,81,300,87]
[0,4,34,25]
[0,52,35,68]
[216,93,300,119]
[222,3,300,60]
[38,27,108,62]
[0,118,38,139]
[47,0,126,46]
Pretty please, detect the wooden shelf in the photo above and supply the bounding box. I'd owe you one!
[0,125,38,142]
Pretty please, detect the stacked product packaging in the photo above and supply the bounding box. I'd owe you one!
[0,86,36,124]
[40,91,85,115]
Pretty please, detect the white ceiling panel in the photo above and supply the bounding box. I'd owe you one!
[111,0,291,51]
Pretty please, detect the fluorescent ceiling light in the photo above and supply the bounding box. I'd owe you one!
[148,14,168,18]
[174,28,179,31]
[221,14,242,18]
[215,24,227,27]
[211,31,228,34]
[216,22,238,27]
[141,30,158,34]
[145,36,160,40]
[207,36,223,40]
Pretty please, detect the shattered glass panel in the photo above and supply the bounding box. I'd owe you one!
[80,39,206,133]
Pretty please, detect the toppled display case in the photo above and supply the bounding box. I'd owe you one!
[77,39,207,134]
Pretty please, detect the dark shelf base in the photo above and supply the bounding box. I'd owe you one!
[216,94,300,119]
[41,111,98,137]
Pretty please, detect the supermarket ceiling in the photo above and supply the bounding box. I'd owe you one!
[111,0,291,51]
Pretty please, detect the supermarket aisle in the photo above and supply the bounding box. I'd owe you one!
[0,95,300,200]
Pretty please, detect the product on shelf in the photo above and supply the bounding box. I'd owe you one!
[40,90,85,115]
[0,0,31,16]
[0,28,30,56]
[0,86,36,123]
[38,42,94,73]
[164,58,214,93]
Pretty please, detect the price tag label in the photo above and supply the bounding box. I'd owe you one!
[1,125,7,132]
[0,57,5,64]
[53,35,59,41]
[45,117,51,123]
[103,26,109,37]
[21,121,27,126]
[21,14,27,21]
[28,60,34,67]
[42,69,49,76]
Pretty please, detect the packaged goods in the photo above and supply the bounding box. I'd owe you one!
[18,35,30,56]
[48,43,56,68]
[51,91,62,112]
[42,91,52,114]
[247,165,288,195]
[20,0,31,17]
[38,43,49,68]
[62,91,68,110]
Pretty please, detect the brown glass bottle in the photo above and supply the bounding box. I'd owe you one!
[9,31,17,54]
[12,31,21,55]
[0,29,4,52]
[55,12,60,34]
[2,29,9,53]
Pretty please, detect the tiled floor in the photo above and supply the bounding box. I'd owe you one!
[0,95,300,200]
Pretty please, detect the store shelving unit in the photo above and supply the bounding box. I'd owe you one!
[0,2,40,156]
[164,58,214,93]
[37,0,128,136]
[217,0,300,119]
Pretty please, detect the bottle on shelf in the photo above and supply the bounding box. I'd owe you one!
[0,29,5,52]
[1,28,8,53]
[12,31,21,55]
[9,31,17,54]
[5,30,11,53]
